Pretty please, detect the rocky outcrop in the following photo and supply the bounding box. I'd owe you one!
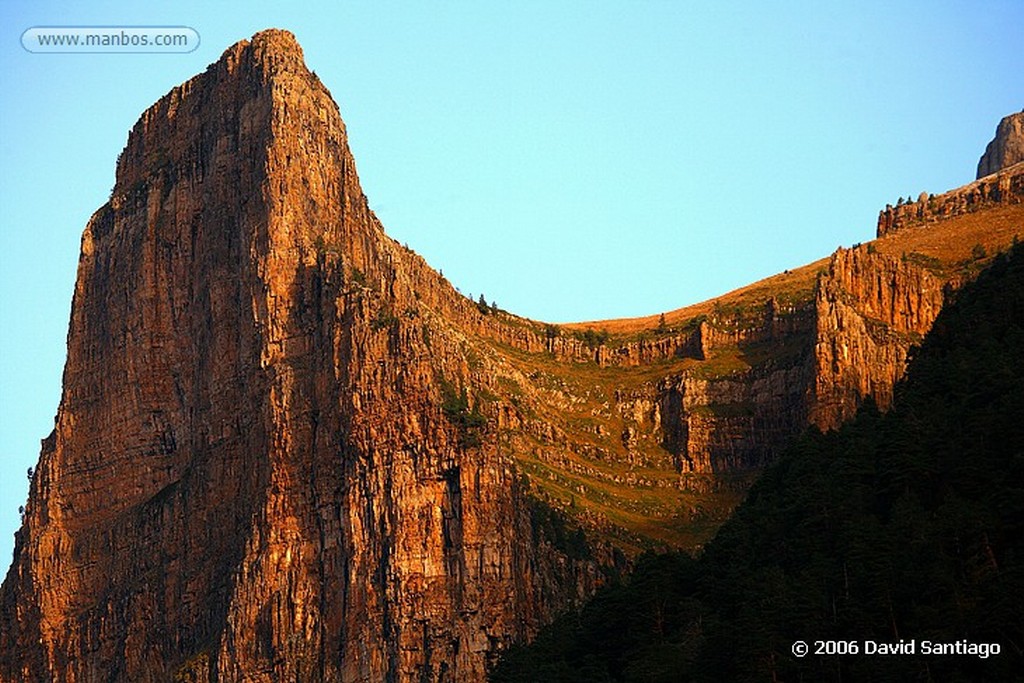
[811,246,949,429]
[978,111,1024,178]
[650,301,817,473]
[658,360,814,473]
[877,160,1024,237]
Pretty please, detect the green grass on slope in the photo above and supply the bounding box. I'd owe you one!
[491,244,1024,682]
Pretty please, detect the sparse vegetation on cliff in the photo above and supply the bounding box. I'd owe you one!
[440,379,487,447]
[492,245,1024,682]
[576,328,610,349]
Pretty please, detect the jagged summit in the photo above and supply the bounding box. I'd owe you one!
[114,27,346,201]
[977,110,1024,178]
[245,27,303,57]
[215,28,306,73]
[217,28,313,84]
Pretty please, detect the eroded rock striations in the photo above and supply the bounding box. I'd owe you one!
[978,110,1024,179]
[0,31,599,682]
[2,29,1021,682]
[811,247,948,429]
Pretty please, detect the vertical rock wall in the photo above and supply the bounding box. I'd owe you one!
[811,247,948,430]
[0,30,599,683]
[978,111,1024,179]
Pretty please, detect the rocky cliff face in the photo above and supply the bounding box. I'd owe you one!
[0,31,600,683]
[877,160,1024,237]
[3,29,1021,683]
[978,110,1024,179]
[811,247,949,429]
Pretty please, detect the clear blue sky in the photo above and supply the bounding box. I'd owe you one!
[1,1,1022,574]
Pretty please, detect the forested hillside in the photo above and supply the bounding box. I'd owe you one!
[492,244,1024,681]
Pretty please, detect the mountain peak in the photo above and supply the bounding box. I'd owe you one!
[223,28,307,78]
[977,110,1024,179]
[113,27,355,229]
[249,27,302,53]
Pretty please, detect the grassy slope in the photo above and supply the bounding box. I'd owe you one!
[491,240,1024,683]
[476,202,1024,553]
[569,202,1024,335]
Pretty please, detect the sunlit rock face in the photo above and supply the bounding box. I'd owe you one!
[811,246,947,430]
[0,30,600,682]
[2,28,1020,683]
[978,110,1024,179]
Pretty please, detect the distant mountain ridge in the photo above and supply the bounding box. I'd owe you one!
[1,29,1022,681]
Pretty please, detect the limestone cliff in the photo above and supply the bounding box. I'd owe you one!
[811,247,948,429]
[3,29,1022,682]
[978,110,1024,178]
[877,160,1024,237]
[0,30,599,683]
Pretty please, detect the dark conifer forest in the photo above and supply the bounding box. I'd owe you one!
[492,244,1024,682]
